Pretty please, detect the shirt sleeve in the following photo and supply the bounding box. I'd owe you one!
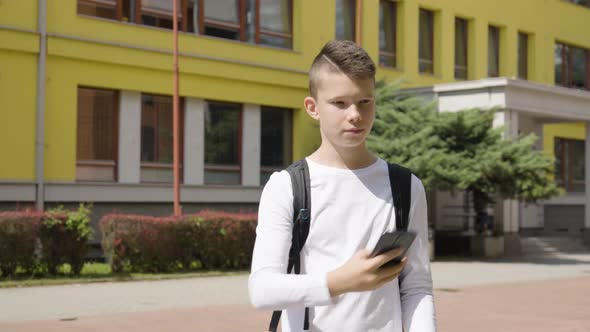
[248,171,334,310]
[400,176,437,331]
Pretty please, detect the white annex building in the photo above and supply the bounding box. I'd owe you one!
[405,78,590,256]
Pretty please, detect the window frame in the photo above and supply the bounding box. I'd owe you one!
[255,0,294,46]
[335,0,357,42]
[76,86,120,182]
[140,93,185,183]
[378,0,397,68]
[488,25,500,77]
[126,0,141,23]
[77,0,293,48]
[260,107,292,168]
[260,106,292,186]
[77,0,119,20]
[418,8,434,74]
[555,137,586,192]
[454,17,468,80]
[517,32,529,80]
[139,0,190,31]
[198,0,244,40]
[198,0,293,48]
[78,0,190,30]
[204,101,243,185]
[555,42,590,90]
[567,0,590,8]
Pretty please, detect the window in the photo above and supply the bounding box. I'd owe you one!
[77,0,293,48]
[555,138,585,192]
[336,0,356,41]
[204,102,242,185]
[555,43,589,90]
[517,32,529,80]
[418,9,434,74]
[454,17,468,80]
[568,0,590,7]
[78,0,146,24]
[140,94,183,183]
[77,87,118,182]
[78,0,118,20]
[199,0,241,40]
[78,0,188,29]
[258,0,293,48]
[488,25,500,77]
[260,107,292,185]
[198,0,293,48]
[379,0,397,68]
[140,0,184,31]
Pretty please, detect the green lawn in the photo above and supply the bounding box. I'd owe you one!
[0,263,248,288]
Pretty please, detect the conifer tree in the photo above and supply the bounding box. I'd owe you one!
[368,82,562,233]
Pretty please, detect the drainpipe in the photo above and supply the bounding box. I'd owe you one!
[172,0,181,216]
[355,0,362,46]
[35,0,47,211]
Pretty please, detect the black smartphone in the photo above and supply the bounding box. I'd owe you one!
[370,231,417,268]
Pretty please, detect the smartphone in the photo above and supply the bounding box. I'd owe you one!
[370,231,417,268]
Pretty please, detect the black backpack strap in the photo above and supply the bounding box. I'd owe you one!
[269,159,311,332]
[387,163,413,231]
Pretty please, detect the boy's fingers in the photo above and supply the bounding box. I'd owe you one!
[387,247,404,258]
[371,247,403,266]
[378,257,407,281]
[358,248,373,258]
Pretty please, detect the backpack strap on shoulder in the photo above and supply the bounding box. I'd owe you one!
[387,163,413,231]
[269,159,311,332]
[286,159,311,274]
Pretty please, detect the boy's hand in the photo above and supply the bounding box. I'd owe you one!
[327,248,407,297]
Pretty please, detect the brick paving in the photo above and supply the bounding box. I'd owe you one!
[1,276,589,332]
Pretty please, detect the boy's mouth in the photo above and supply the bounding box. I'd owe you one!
[343,128,364,134]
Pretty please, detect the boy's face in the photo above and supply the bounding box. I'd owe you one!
[305,70,375,150]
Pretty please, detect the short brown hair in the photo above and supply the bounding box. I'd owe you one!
[309,40,376,98]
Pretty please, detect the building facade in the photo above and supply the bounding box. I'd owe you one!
[1,0,589,252]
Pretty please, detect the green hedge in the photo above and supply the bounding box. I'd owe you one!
[0,211,43,277]
[100,210,257,273]
[1,207,257,277]
[41,205,93,275]
[0,205,93,277]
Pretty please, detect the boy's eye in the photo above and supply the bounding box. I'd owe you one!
[359,99,372,105]
[332,101,346,107]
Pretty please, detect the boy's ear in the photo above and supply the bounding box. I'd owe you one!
[304,96,320,120]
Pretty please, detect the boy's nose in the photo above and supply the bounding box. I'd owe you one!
[347,105,362,123]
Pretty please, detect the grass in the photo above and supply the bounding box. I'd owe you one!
[0,263,248,288]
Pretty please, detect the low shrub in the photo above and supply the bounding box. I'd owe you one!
[0,211,43,277]
[100,210,257,273]
[188,210,257,270]
[40,204,93,275]
[100,214,178,273]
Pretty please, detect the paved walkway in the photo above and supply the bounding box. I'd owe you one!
[1,252,589,331]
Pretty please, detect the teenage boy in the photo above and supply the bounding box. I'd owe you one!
[249,40,436,332]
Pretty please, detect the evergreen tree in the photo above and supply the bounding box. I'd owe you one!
[368,82,562,233]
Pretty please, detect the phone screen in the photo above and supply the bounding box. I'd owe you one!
[371,231,417,268]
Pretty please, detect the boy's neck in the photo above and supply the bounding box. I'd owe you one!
[308,143,377,170]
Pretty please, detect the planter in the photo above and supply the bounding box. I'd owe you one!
[470,235,504,258]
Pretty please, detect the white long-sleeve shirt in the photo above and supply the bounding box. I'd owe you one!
[249,158,436,332]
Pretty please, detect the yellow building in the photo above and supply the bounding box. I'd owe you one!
[1,0,589,253]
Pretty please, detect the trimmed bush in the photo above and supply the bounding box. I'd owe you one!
[40,204,93,275]
[0,211,43,277]
[100,210,257,273]
[100,214,178,273]
[189,210,257,270]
